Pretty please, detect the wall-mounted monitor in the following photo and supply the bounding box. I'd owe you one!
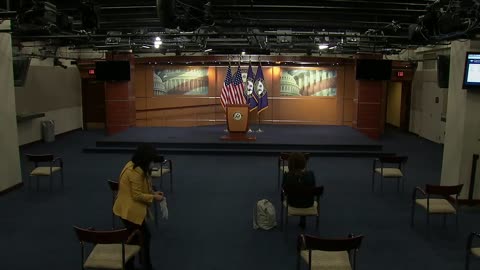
[356,59,392,80]
[463,52,480,89]
[95,61,131,81]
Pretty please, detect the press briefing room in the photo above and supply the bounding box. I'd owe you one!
[2,1,480,270]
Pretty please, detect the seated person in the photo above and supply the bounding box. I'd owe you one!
[282,152,316,228]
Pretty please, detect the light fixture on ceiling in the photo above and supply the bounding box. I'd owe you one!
[154,37,162,49]
[204,48,212,52]
[318,44,329,50]
[241,50,246,56]
[141,45,151,49]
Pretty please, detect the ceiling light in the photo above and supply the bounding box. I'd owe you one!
[241,50,246,56]
[204,48,212,52]
[318,44,329,50]
[141,45,151,49]
[154,37,162,49]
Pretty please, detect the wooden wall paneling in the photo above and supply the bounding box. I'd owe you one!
[136,97,147,110]
[336,66,345,125]
[273,98,337,124]
[208,67,216,96]
[354,79,385,139]
[104,52,136,134]
[343,99,354,123]
[134,65,147,97]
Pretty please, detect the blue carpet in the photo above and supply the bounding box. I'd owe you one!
[1,128,480,270]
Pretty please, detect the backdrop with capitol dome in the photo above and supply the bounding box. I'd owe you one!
[135,63,352,127]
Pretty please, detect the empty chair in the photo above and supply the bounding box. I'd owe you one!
[150,158,173,192]
[107,180,119,229]
[278,152,310,189]
[281,186,324,231]
[73,226,141,270]
[297,234,364,270]
[26,154,64,191]
[411,184,463,233]
[372,156,408,192]
[466,232,480,270]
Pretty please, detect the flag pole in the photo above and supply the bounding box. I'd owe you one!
[257,56,264,133]
[224,55,232,133]
[246,55,254,133]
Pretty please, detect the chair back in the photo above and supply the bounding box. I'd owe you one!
[107,180,119,192]
[379,156,408,164]
[285,186,324,198]
[425,184,463,196]
[26,154,54,165]
[280,152,311,161]
[299,234,364,252]
[73,226,131,244]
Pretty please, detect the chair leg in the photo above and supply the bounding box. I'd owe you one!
[280,203,284,231]
[410,203,415,227]
[112,213,115,229]
[296,251,301,270]
[315,215,319,231]
[456,213,459,232]
[426,212,430,236]
[397,177,400,192]
[49,175,53,192]
[371,172,375,192]
[278,168,280,190]
[380,175,383,192]
[36,176,39,191]
[466,251,470,270]
[61,170,64,190]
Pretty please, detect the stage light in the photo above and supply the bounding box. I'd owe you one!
[154,37,162,49]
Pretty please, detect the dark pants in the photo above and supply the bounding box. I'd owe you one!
[121,218,152,270]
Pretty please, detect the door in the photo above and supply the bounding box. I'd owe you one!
[82,79,106,130]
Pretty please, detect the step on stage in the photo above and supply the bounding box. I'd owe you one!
[84,125,386,157]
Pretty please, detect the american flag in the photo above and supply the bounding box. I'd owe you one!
[232,65,246,104]
[220,65,234,109]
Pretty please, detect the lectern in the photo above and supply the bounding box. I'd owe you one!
[221,104,256,141]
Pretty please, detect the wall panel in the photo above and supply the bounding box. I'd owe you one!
[134,61,354,127]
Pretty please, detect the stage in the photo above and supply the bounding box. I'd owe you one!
[84,125,388,156]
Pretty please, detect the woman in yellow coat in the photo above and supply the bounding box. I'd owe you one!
[113,144,164,270]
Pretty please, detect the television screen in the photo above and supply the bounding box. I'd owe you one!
[356,59,392,80]
[463,52,480,89]
[95,61,131,81]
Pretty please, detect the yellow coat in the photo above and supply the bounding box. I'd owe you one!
[113,161,154,225]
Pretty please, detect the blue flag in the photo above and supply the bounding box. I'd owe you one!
[255,64,268,114]
[245,64,258,111]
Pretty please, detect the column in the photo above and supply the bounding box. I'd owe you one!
[0,20,22,191]
[441,40,480,199]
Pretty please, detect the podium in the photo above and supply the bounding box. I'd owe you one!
[221,104,256,141]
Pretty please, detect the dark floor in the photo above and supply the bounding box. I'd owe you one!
[1,127,479,270]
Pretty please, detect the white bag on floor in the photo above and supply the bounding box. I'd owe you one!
[253,199,277,230]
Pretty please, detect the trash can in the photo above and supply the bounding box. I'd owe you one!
[41,120,55,143]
